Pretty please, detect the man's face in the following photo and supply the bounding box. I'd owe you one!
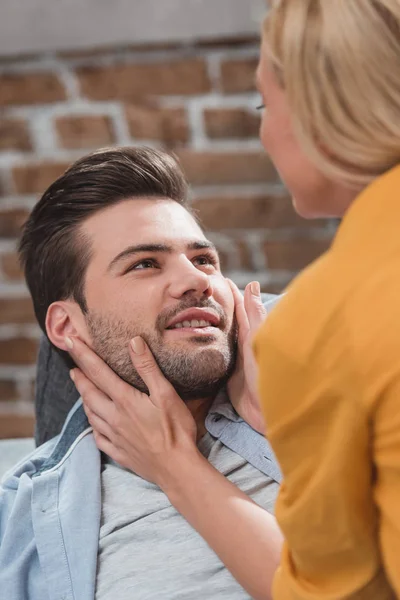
[78,198,237,400]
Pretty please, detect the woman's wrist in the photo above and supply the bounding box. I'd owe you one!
[157,446,211,504]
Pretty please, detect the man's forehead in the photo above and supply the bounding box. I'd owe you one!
[80,197,211,264]
[83,195,198,233]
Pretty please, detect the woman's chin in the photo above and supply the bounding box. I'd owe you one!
[291,194,327,219]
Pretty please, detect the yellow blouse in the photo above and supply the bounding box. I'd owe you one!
[254,165,400,599]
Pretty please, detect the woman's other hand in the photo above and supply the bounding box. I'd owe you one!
[227,280,267,434]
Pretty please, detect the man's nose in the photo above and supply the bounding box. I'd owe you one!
[168,258,212,299]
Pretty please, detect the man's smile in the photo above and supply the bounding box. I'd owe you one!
[166,307,221,330]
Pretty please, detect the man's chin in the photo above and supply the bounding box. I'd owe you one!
[158,344,236,402]
[168,335,220,348]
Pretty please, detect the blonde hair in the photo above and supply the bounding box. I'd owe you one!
[263,0,400,188]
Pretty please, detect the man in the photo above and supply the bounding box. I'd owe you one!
[0,146,281,600]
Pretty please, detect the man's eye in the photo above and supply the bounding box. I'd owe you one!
[127,259,158,272]
[193,255,218,268]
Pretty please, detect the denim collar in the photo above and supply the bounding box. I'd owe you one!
[35,390,281,483]
[34,399,90,476]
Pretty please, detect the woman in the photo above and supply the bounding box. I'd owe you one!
[254,1,400,597]
[69,1,400,598]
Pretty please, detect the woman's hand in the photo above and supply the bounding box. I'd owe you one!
[66,335,198,489]
[227,280,267,433]
[66,330,282,600]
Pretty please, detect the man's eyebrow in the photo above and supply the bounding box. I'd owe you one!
[108,244,172,271]
[186,240,218,253]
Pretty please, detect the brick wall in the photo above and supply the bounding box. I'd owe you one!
[0,37,336,438]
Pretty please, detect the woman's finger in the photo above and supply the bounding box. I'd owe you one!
[66,336,131,404]
[227,279,250,345]
[84,403,116,443]
[244,281,267,332]
[129,336,178,407]
[71,368,115,424]
[92,430,120,462]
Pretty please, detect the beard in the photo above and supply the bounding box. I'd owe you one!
[86,297,238,402]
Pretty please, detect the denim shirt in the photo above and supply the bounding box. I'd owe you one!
[0,392,281,600]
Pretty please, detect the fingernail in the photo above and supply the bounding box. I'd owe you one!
[69,369,75,382]
[131,336,146,355]
[65,336,74,349]
[250,281,260,296]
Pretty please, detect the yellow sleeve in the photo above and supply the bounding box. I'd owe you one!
[373,373,400,594]
[254,319,395,599]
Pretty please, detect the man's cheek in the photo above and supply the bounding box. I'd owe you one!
[214,285,234,331]
[220,280,235,318]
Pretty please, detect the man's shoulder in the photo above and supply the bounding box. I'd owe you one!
[0,420,100,600]
[1,399,90,488]
[0,435,60,553]
[0,435,59,485]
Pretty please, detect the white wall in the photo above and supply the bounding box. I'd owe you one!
[0,0,266,56]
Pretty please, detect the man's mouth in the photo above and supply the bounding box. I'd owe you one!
[169,319,215,329]
[165,307,221,334]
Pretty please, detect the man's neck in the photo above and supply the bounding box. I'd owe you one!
[187,397,215,442]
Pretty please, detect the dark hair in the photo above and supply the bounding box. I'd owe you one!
[19,146,190,335]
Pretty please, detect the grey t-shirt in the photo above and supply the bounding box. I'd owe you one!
[95,433,279,600]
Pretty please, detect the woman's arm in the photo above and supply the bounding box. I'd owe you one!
[161,449,283,600]
[68,333,282,600]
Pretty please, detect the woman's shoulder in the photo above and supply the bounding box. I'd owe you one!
[344,258,400,358]
[257,249,340,332]
[254,249,346,365]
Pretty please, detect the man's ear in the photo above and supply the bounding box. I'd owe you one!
[46,300,90,351]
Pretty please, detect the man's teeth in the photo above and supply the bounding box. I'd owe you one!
[173,319,212,329]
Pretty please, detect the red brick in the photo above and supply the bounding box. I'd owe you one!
[1,253,23,281]
[0,338,38,365]
[0,72,66,107]
[55,115,115,149]
[126,104,189,145]
[264,239,332,271]
[29,380,36,402]
[220,58,258,93]
[0,298,35,325]
[0,118,32,151]
[0,209,30,238]
[177,151,276,186]
[12,162,71,194]
[204,108,260,139]
[77,59,210,101]
[0,414,35,439]
[192,194,323,230]
[0,380,19,402]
